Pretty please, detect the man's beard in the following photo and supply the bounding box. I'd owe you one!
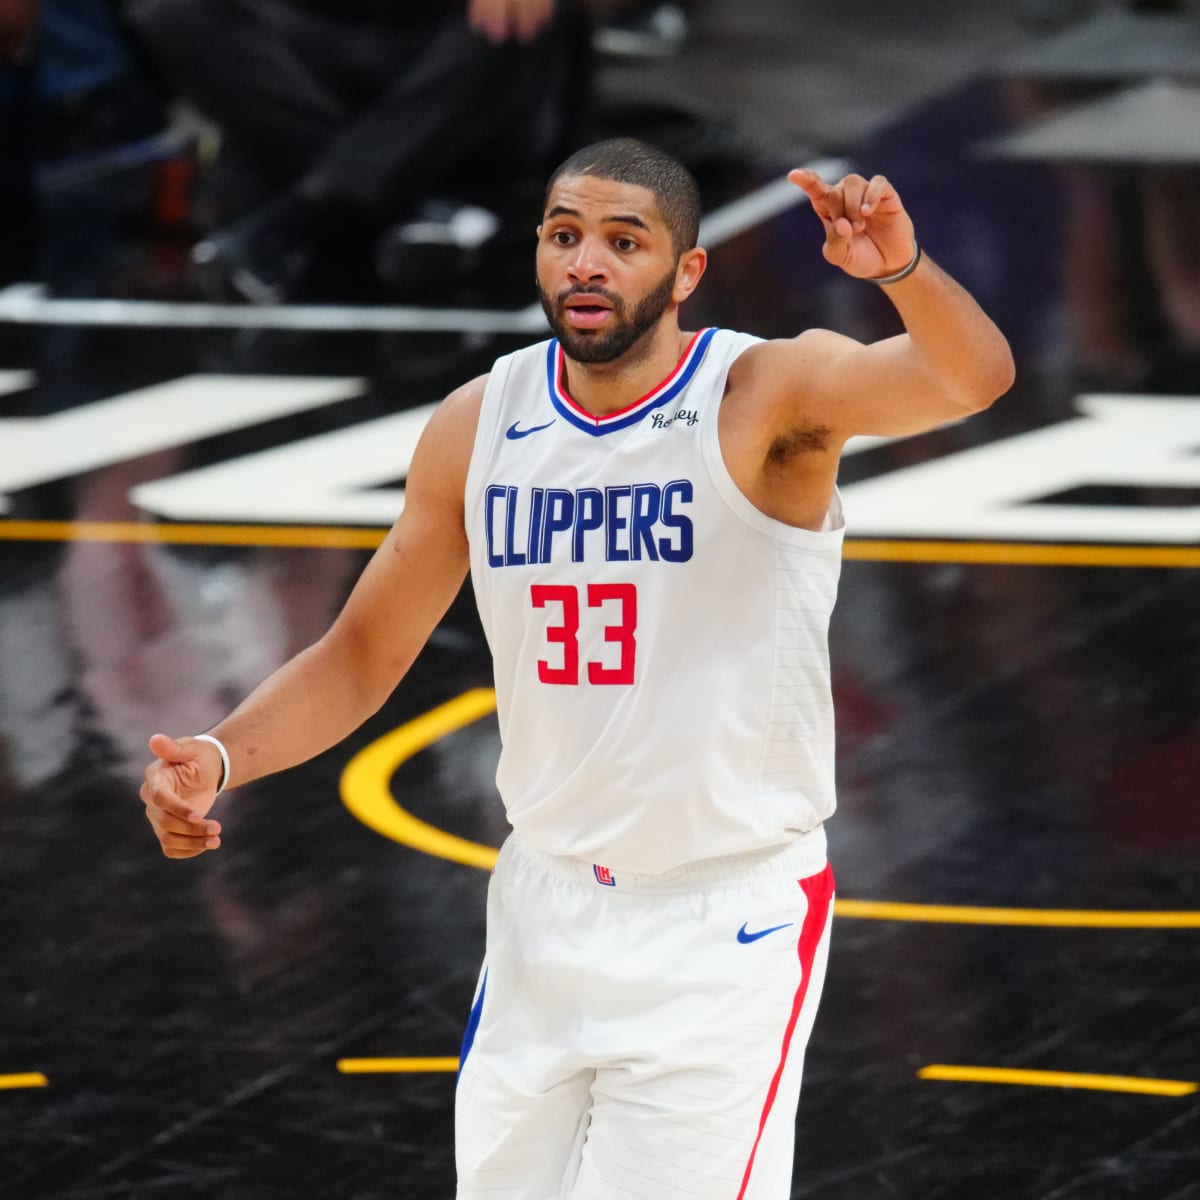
[538,267,678,365]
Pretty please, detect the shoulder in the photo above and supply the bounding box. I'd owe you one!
[445,371,488,409]
[723,328,858,435]
[716,330,851,525]
[429,333,559,454]
[405,374,488,509]
[728,328,859,397]
[427,373,488,439]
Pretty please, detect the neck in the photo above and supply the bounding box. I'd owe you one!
[561,321,690,416]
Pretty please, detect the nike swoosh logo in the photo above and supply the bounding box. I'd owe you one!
[737,921,794,944]
[505,419,556,440]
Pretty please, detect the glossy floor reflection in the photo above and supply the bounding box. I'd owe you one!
[2,7,1200,1198]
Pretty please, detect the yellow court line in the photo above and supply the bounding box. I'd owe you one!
[843,539,1200,568]
[0,519,385,550]
[338,1057,459,1074]
[0,1073,48,1090]
[339,691,1200,930]
[1,519,1199,567]
[835,899,1200,929]
[336,1063,1199,1094]
[919,1065,1198,1097]
[340,688,501,872]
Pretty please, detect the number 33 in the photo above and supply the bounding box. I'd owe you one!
[530,583,637,685]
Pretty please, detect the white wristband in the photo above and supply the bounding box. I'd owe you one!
[193,733,231,796]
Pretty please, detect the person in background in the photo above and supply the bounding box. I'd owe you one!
[0,0,163,283]
[127,0,587,303]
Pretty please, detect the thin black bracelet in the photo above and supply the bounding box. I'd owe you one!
[870,243,921,285]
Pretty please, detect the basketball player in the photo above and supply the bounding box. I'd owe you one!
[140,139,1014,1198]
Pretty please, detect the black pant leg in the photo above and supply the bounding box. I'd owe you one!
[128,0,354,189]
[301,9,581,218]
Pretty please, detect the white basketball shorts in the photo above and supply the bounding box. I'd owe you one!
[455,830,836,1200]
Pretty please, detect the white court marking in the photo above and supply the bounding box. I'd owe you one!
[0,370,36,395]
[0,375,365,515]
[839,394,1200,542]
[130,403,437,525]
[0,285,546,335]
[0,159,853,334]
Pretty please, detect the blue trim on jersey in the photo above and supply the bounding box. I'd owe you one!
[457,967,488,1083]
[545,327,718,436]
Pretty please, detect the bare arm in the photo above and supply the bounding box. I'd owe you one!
[741,169,1015,443]
[140,376,485,857]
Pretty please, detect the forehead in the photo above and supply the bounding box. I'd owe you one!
[543,173,665,229]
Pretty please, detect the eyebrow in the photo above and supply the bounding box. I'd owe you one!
[545,205,651,232]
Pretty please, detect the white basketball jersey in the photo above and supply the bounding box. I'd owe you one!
[464,328,845,873]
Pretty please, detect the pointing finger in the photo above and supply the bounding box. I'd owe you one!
[788,168,827,200]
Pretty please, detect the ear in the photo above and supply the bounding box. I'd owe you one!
[536,224,543,240]
[672,247,707,303]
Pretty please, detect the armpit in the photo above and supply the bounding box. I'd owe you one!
[766,421,833,465]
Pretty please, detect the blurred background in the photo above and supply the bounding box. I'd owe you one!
[1,1,1199,1198]
[0,0,1194,322]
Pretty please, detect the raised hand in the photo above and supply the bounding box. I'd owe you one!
[789,169,917,281]
[140,733,224,859]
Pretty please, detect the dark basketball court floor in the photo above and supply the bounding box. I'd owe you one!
[2,4,1199,1198]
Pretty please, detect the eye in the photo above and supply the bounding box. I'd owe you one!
[614,236,637,252]
[551,229,575,246]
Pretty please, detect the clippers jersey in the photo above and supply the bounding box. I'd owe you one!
[464,328,845,873]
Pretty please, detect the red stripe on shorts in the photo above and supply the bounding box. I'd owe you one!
[735,863,835,1200]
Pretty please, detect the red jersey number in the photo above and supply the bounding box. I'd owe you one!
[531,583,637,686]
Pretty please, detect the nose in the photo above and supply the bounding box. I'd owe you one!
[566,237,609,285]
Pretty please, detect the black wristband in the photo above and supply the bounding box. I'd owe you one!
[870,243,921,285]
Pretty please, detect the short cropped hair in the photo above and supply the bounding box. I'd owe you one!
[545,138,701,258]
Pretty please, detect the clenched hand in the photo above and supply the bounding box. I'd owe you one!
[140,733,224,859]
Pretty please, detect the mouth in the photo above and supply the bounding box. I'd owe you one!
[562,293,615,330]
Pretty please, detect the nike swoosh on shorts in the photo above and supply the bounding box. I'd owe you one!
[737,921,795,944]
